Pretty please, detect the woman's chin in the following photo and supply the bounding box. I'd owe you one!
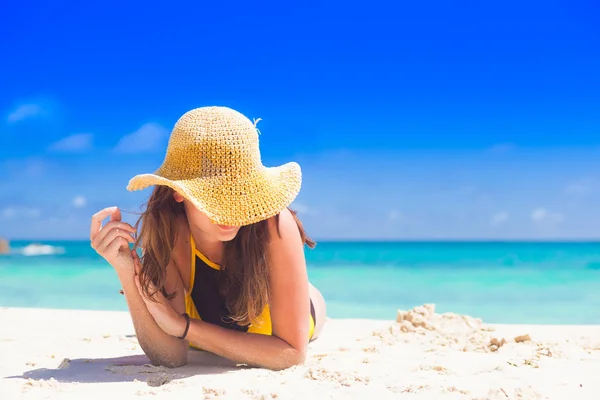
[215,226,241,242]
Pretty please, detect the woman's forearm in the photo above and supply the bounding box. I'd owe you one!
[117,270,188,368]
[185,319,306,371]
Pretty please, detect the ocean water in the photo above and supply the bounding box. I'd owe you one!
[1,240,600,325]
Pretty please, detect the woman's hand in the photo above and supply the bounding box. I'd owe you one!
[132,252,187,338]
[90,206,137,272]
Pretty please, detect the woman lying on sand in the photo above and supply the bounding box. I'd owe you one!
[89,106,326,371]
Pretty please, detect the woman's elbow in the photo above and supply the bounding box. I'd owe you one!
[273,347,307,371]
[142,341,188,369]
[289,349,307,367]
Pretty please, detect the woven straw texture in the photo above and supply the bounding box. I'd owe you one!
[127,106,302,226]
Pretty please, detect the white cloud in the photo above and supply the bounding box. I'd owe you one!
[490,211,509,227]
[48,133,93,153]
[531,207,564,224]
[531,208,548,221]
[114,123,169,154]
[72,196,87,208]
[6,103,44,123]
[1,206,41,219]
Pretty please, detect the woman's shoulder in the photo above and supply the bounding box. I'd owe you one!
[266,208,302,245]
[265,208,308,275]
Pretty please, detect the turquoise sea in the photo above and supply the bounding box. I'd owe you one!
[1,240,600,325]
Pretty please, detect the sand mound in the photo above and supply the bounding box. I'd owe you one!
[369,304,532,353]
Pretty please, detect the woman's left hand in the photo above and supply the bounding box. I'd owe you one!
[133,252,187,338]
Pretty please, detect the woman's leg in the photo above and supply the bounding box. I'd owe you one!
[308,282,327,341]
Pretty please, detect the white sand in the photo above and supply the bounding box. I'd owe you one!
[1,305,599,399]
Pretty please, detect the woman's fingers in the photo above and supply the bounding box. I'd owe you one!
[135,275,153,306]
[131,251,156,303]
[91,221,136,251]
[90,208,138,273]
[94,221,136,243]
[130,250,164,305]
[134,273,164,304]
[94,227,135,254]
[110,207,122,223]
[104,235,132,258]
[135,274,155,303]
[90,206,135,244]
[90,207,119,241]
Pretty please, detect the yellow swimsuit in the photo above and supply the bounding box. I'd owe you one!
[184,235,316,349]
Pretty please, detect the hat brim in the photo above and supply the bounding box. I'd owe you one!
[126,162,302,226]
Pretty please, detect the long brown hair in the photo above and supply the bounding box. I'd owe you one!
[134,185,316,326]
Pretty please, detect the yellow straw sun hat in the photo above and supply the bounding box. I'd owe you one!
[126,106,302,226]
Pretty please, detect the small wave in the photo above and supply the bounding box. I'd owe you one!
[20,243,66,256]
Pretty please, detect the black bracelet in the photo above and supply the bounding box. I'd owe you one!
[178,313,191,340]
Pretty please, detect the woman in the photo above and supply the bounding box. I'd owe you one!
[90,106,326,371]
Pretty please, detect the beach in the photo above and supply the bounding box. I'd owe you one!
[1,305,599,399]
[2,241,600,399]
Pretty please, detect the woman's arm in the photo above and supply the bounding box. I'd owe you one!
[118,258,189,368]
[176,208,312,370]
[90,207,189,368]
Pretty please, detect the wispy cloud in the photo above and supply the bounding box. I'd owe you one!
[1,206,41,219]
[531,207,564,224]
[48,133,94,153]
[490,211,509,227]
[72,196,87,208]
[565,178,596,196]
[114,123,169,154]
[6,103,45,124]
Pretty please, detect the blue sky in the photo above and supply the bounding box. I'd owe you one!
[1,0,600,240]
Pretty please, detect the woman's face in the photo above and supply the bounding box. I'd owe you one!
[173,191,241,242]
